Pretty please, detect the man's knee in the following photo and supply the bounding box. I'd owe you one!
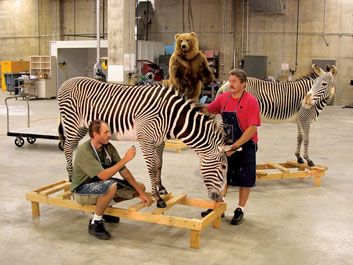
[108,183,117,195]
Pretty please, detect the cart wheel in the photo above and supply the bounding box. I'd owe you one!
[14,137,25,147]
[58,140,65,151]
[27,137,36,144]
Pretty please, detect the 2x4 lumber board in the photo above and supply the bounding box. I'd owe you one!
[33,180,67,193]
[180,197,225,209]
[57,190,72,200]
[151,194,187,215]
[256,164,271,170]
[106,208,203,230]
[26,192,203,230]
[200,203,227,229]
[39,182,71,196]
[190,230,201,249]
[256,170,268,176]
[311,166,328,171]
[286,161,327,171]
[128,193,171,212]
[267,162,290,173]
[257,170,323,181]
[31,202,40,217]
[286,161,309,169]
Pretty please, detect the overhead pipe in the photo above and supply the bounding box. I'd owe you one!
[222,0,227,75]
[135,0,139,73]
[293,0,300,73]
[241,0,244,57]
[323,0,329,46]
[246,0,249,56]
[94,0,102,79]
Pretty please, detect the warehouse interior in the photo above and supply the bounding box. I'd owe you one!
[0,0,353,264]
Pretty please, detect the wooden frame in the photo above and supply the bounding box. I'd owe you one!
[26,180,226,249]
[256,161,327,186]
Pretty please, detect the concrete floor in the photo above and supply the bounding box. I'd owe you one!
[1,91,353,265]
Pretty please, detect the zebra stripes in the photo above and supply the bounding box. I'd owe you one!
[296,66,337,166]
[58,77,227,207]
[246,71,321,123]
[216,64,336,166]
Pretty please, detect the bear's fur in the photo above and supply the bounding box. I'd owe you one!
[167,32,214,100]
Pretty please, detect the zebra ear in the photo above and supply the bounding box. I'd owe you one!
[312,64,325,76]
[330,65,337,78]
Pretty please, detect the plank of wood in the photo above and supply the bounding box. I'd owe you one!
[33,180,67,193]
[268,162,290,173]
[181,197,223,209]
[39,182,71,196]
[256,170,268,176]
[151,194,187,215]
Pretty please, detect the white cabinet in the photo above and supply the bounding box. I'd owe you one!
[30,56,57,98]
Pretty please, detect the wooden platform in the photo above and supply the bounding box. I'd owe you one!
[256,161,327,186]
[164,140,188,153]
[26,180,226,249]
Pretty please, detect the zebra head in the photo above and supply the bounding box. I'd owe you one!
[192,113,228,202]
[302,65,337,109]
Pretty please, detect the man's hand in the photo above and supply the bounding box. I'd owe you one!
[225,150,235,157]
[139,192,152,206]
[123,146,136,163]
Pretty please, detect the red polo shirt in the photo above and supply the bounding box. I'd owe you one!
[207,91,261,143]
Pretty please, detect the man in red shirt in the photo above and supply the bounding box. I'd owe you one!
[202,68,261,225]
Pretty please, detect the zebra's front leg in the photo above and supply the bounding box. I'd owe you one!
[139,141,167,208]
[155,142,168,196]
[295,120,304,164]
[302,123,314,167]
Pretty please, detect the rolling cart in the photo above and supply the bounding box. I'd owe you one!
[5,95,64,150]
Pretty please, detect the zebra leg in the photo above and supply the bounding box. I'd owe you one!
[295,120,305,164]
[139,141,166,208]
[155,142,168,195]
[302,122,314,167]
[62,122,89,181]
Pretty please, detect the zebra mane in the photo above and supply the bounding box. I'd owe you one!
[195,107,225,137]
[279,71,319,83]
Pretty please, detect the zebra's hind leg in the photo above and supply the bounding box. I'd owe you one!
[155,142,168,196]
[295,120,305,164]
[63,125,89,181]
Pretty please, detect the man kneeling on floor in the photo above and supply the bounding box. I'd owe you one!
[71,119,152,240]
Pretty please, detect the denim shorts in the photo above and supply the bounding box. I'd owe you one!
[74,179,139,205]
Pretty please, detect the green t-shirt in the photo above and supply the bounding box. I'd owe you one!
[71,139,125,191]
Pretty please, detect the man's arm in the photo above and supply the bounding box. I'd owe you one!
[231,125,257,151]
[120,168,152,205]
[97,146,136,180]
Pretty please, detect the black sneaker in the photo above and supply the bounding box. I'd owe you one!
[88,220,112,240]
[230,208,244,225]
[103,214,120,223]
[201,209,225,218]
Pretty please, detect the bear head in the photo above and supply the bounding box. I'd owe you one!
[174,32,199,59]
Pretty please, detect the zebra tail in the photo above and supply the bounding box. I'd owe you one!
[58,116,65,141]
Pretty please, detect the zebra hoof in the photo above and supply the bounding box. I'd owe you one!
[307,161,315,167]
[156,199,167,208]
[159,189,168,195]
[297,157,304,164]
